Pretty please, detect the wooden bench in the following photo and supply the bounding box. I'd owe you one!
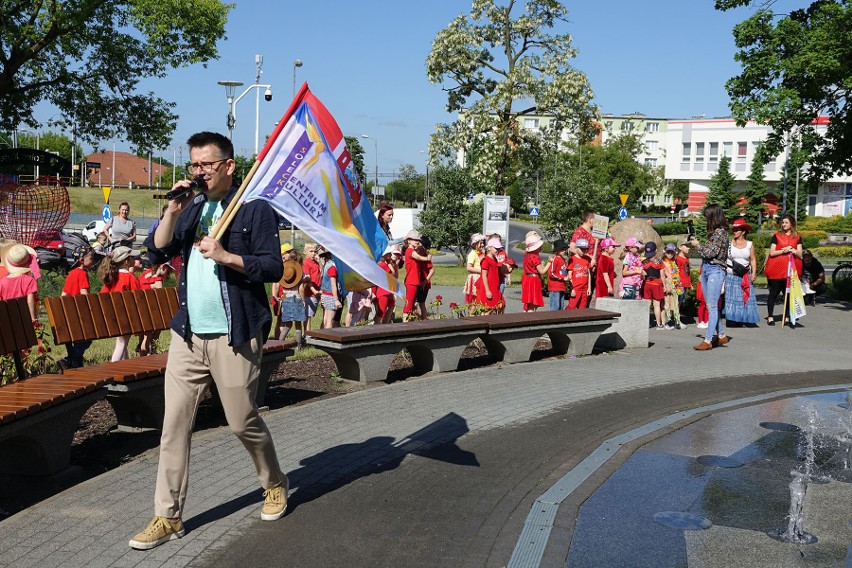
[44,288,179,431]
[305,309,620,383]
[0,297,111,475]
[45,288,295,427]
[463,308,620,364]
[306,319,490,383]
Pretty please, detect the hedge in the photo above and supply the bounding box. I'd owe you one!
[811,246,852,259]
[800,215,852,233]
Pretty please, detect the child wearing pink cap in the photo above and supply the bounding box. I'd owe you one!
[620,238,644,299]
[595,237,619,299]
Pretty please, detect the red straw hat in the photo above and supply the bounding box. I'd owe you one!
[731,218,752,232]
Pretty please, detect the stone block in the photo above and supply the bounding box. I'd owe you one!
[594,298,650,350]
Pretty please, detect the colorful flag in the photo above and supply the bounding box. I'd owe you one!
[788,256,807,325]
[240,84,401,296]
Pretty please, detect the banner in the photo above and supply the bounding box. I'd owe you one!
[240,84,401,296]
[787,255,807,325]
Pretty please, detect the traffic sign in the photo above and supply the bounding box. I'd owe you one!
[102,203,112,224]
[529,207,539,217]
[102,186,111,204]
[618,206,628,221]
[619,193,629,206]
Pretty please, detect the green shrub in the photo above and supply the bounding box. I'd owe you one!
[799,230,828,240]
[653,222,688,236]
[828,277,852,302]
[811,245,852,258]
[801,235,821,249]
[800,214,852,233]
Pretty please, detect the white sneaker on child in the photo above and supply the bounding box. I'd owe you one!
[677,323,688,330]
[696,322,708,329]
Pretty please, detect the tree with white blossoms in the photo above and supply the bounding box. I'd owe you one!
[426,0,596,196]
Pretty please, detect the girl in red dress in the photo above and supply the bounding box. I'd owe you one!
[374,245,400,324]
[595,237,620,299]
[476,238,504,313]
[520,233,550,312]
[763,214,803,326]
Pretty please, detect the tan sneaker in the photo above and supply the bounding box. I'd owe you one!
[261,483,288,521]
[128,516,184,550]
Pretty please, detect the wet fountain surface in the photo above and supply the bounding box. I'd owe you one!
[567,390,852,567]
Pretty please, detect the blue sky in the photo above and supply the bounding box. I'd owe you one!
[71,1,780,175]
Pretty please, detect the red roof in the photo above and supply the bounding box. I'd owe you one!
[83,151,169,188]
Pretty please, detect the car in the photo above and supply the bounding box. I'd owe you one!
[32,229,67,269]
[82,220,106,241]
[277,214,292,230]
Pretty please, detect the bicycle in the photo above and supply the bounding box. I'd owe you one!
[832,261,852,286]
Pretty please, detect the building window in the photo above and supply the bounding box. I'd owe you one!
[645,140,658,151]
[642,194,655,204]
[709,142,719,163]
[523,118,539,129]
[663,194,672,204]
[737,141,747,159]
[682,143,691,160]
[646,122,660,132]
[723,142,733,157]
[621,121,634,131]
[695,142,705,162]
[644,158,657,167]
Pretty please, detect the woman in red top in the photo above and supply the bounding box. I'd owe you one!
[641,242,666,328]
[476,238,504,312]
[98,246,141,361]
[402,230,431,321]
[520,233,550,312]
[763,214,803,326]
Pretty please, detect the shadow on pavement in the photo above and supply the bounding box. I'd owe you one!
[184,412,478,531]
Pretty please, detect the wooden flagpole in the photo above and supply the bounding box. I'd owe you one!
[208,159,262,241]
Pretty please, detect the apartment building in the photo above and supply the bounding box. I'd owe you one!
[664,117,852,217]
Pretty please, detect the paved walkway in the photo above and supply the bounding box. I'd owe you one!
[0,289,850,568]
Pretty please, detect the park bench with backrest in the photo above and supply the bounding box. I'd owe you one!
[45,287,294,429]
[0,296,111,475]
[305,308,620,383]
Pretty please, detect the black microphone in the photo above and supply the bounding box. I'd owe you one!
[165,176,207,200]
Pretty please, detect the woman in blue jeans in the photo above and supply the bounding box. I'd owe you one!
[688,204,731,351]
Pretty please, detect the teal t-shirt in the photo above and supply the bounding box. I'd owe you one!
[186,200,229,334]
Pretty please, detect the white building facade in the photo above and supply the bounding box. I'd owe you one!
[664,117,852,217]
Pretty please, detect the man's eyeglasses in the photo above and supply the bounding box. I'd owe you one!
[185,158,229,176]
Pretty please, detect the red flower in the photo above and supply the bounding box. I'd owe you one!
[436,295,443,302]
[449,302,458,309]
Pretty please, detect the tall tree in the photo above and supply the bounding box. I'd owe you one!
[0,0,233,150]
[384,164,424,205]
[537,162,610,240]
[666,179,690,205]
[706,155,737,213]
[418,165,486,265]
[740,153,768,225]
[716,0,852,181]
[426,0,596,195]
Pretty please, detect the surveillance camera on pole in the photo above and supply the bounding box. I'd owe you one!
[264,87,272,102]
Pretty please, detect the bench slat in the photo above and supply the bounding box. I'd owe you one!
[132,290,156,332]
[149,288,169,329]
[0,297,37,353]
[306,318,487,343]
[85,293,111,338]
[73,294,98,341]
[164,287,180,319]
[44,296,71,346]
[98,293,121,337]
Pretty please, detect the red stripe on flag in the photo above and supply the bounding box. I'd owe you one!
[257,82,310,162]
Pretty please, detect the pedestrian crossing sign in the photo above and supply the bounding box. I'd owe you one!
[530,207,539,217]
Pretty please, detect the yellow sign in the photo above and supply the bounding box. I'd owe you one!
[102,186,111,204]
[619,193,629,206]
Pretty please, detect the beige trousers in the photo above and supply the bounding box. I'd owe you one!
[154,330,285,519]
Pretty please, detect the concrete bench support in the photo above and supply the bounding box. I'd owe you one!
[0,391,106,476]
[593,298,651,350]
[106,378,164,432]
[308,339,405,383]
[257,347,294,406]
[480,320,614,364]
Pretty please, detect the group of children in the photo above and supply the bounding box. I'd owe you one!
[618,238,695,330]
[0,239,175,370]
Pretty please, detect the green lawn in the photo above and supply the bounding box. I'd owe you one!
[68,186,169,219]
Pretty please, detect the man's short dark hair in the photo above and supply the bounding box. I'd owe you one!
[187,131,234,160]
[582,209,596,222]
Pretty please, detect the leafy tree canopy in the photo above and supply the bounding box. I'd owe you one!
[418,165,486,265]
[0,0,233,150]
[385,164,424,205]
[426,0,596,195]
[706,155,738,213]
[716,0,852,181]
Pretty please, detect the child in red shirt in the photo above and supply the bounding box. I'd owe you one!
[641,242,666,329]
[547,239,570,310]
[521,233,550,312]
[97,246,141,361]
[59,248,95,368]
[595,237,620,299]
[566,239,592,309]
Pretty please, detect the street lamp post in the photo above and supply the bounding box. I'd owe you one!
[361,134,378,204]
[292,59,303,97]
[217,79,273,155]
